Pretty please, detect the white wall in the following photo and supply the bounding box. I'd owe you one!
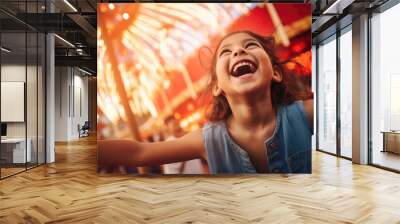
[54,67,89,141]
[73,73,89,138]
[1,65,37,138]
[55,66,69,141]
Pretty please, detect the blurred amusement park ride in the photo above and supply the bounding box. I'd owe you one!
[97,3,312,140]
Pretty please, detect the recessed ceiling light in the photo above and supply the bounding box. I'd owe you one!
[63,0,78,12]
[54,34,75,48]
[1,47,11,53]
[322,0,354,15]
[78,67,93,76]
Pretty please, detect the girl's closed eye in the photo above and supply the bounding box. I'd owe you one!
[219,42,259,57]
[219,49,231,57]
[245,42,260,49]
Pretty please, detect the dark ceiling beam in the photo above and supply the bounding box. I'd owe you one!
[1,12,96,48]
[67,13,96,40]
[55,55,96,68]
[8,13,82,32]
[55,47,96,57]
[0,8,37,31]
[0,12,96,33]
[312,15,335,34]
[86,0,96,12]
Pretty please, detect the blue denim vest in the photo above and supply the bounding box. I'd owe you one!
[202,101,312,174]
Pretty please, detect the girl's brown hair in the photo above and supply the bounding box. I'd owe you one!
[205,30,312,121]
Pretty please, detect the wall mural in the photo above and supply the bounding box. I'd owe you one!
[97,3,312,174]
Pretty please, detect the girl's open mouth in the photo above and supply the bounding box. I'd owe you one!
[231,60,258,77]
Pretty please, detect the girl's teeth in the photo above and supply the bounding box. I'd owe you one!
[233,62,255,73]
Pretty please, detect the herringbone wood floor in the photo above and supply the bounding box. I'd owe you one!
[1,136,400,223]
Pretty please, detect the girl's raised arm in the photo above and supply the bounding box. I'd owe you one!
[98,129,206,168]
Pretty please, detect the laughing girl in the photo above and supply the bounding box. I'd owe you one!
[98,30,313,174]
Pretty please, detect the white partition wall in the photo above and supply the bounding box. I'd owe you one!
[55,67,89,141]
